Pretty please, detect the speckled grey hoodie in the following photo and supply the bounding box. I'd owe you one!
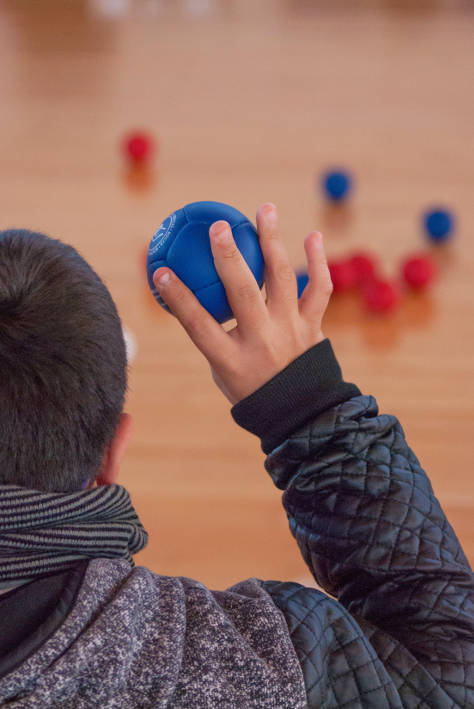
[0,558,307,708]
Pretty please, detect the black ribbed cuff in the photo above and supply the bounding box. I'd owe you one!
[230,338,361,455]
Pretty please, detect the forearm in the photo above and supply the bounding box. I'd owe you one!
[265,392,474,706]
[232,339,474,681]
[270,394,473,607]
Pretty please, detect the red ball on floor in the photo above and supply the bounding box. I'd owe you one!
[401,254,436,290]
[347,251,378,287]
[123,131,154,163]
[362,279,400,313]
[328,260,359,292]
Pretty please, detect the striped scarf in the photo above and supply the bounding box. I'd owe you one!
[0,484,148,588]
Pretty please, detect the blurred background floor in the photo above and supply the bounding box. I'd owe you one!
[0,0,472,589]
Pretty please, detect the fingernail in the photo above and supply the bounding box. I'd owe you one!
[210,221,230,242]
[263,203,276,216]
[155,270,170,286]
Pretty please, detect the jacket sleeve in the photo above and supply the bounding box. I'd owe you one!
[231,338,474,707]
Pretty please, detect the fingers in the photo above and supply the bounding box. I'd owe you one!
[208,220,267,332]
[298,231,333,321]
[152,267,237,372]
[256,203,299,317]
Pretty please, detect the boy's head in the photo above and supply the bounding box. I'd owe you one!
[0,228,130,493]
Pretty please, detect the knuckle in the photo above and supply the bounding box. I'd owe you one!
[187,310,206,335]
[266,229,280,241]
[221,245,240,260]
[275,261,295,283]
[237,282,259,302]
[173,286,188,306]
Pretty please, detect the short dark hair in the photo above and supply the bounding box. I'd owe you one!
[0,229,128,492]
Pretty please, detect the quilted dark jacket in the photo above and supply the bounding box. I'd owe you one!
[0,338,472,707]
[231,338,474,707]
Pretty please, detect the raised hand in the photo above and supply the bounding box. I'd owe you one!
[153,203,332,405]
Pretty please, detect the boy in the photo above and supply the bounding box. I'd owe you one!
[0,203,472,707]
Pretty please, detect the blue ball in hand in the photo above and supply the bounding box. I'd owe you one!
[322,169,352,201]
[423,208,454,243]
[146,201,265,324]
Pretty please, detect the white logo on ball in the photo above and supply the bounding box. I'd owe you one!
[149,212,177,257]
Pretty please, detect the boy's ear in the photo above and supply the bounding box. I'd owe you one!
[94,413,133,487]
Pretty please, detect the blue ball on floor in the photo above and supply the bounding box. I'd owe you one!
[322,170,352,201]
[423,208,454,243]
[146,201,265,324]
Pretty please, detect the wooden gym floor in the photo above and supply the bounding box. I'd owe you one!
[0,0,472,590]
